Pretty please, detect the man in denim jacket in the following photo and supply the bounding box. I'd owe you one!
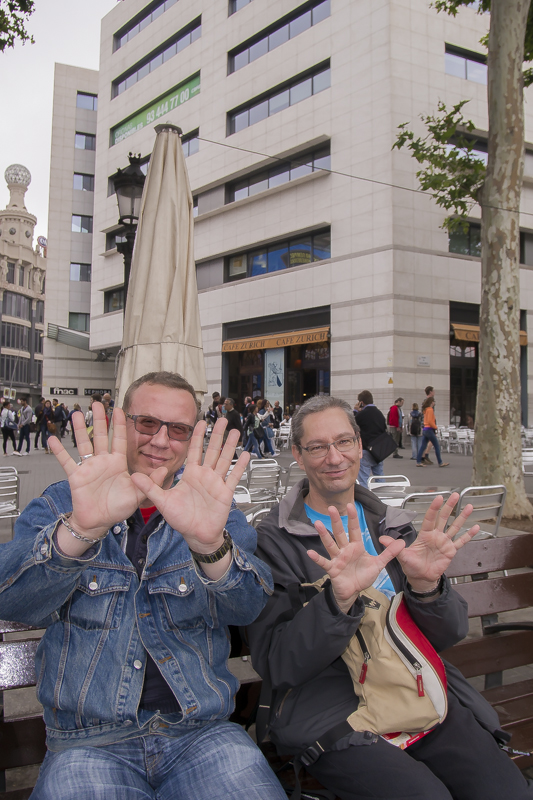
[0,371,286,800]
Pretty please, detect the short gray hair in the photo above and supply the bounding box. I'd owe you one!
[292,395,359,450]
[122,371,201,416]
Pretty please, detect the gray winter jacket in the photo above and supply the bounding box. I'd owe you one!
[247,479,507,755]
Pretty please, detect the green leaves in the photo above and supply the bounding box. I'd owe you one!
[393,101,486,232]
[0,0,35,53]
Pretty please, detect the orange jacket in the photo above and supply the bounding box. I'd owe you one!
[423,407,437,430]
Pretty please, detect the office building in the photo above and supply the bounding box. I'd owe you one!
[83,0,533,420]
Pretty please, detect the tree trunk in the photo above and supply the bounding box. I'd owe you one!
[473,0,533,517]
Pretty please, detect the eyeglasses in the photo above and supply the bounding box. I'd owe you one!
[300,436,359,459]
[125,414,194,441]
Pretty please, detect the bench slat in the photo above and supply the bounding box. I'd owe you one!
[446,533,533,577]
[451,573,533,617]
[0,640,39,691]
[0,717,46,771]
[481,682,533,727]
[442,630,533,678]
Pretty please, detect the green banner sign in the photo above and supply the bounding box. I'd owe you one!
[111,73,200,146]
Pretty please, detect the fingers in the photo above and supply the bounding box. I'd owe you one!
[376,536,406,565]
[418,494,453,534]
[445,502,475,539]
[327,505,350,548]
[313,519,341,559]
[346,503,362,545]
[110,408,128,456]
[130,471,167,507]
[453,524,480,548]
[72,409,93,456]
[306,548,333,571]
[214,427,241,478]
[91,402,110,456]
[202,418,228,469]
[186,420,208,466]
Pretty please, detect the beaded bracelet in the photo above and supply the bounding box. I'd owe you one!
[58,512,105,545]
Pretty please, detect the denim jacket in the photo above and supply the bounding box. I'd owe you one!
[0,480,273,751]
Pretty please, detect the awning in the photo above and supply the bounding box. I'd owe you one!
[451,322,528,347]
[222,326,330,353]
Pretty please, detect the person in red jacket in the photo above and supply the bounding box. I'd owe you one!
[387,397,404,459]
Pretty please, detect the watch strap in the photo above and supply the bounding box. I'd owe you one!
[190,529,233,564]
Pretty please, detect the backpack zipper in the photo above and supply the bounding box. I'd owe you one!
[385,608,425,696]
[355,629,371,684]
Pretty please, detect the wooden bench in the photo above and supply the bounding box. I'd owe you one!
[0,621,46,800]
[442,531,533,769]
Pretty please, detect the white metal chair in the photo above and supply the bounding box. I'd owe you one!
[233,485,251,504]
[401,491,452,531]
[249,458,279,469]
[277,425,292,450]
[368,475,410,489]
[247,464,281,502]
[278,461,307,497]
[523,448,533,475]
[0,473,21,537]
[250,507,273,529]
[450,484,507,540]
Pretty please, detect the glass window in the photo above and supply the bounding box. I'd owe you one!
[73,173,94,191]
[177,32,191,52]
[137,63,150,81]
[248,172,269,196]
[290,157,313,180]
[18,267,24,287]
[69,313,90,332]
[72,215,93,234]
[70,263,91,282]
[139,16,150,32]
[249,100,269,125]
[152,4,164,21]
[269,24,289,50]
[445,52,466,79]
[312,0,330,24]
[313,231,331,260]
[151,52,164,70]
[269,89,290,115]
[268,163,290,188]
[267,242,288,272]
[249,37,268,62]
[233,49,249,71]
[6,263,14,283]
[289,238,313,267]
[466,59,487,84]
[232,109,249,133]
[232,179,249,202]
[163,42,177,62]
[313,150,331,171]
[191,25,201,42]
[36,300,44,323]
[249,250,267,276]
[104,288,125,313]
[449,223,481,257]
[76,92,97,111]
[313,67,331,93]
[75,132,95,150]
[290,10,312,38]
[290,77,313,105]
[187,136,199,156]
[193,196,198,218]
[228,255,247,277]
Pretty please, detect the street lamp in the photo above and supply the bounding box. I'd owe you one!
[111,153,146,302]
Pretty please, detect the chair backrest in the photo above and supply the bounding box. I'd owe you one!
[280,461,307,495]
[453,485,506,535]
[233,485,251,504]
[368,474,410,488]
[247,465,281,492]
[251,507,273,529]
[401,491,452,529]
[0,475,20,512]
[249,458,278,469]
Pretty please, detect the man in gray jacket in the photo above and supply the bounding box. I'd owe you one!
[248,395,531,800]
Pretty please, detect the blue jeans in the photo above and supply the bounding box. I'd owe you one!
[244,431,262,458]
[417,429,443,465]
[358,450,384,488]
[17,423,30,452]
[410,434,422,459]
[31,720,286,800]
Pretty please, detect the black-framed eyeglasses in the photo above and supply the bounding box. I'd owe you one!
[125,414,194,441]
[301,436,359,459]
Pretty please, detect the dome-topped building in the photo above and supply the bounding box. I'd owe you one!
[0,164,46,402]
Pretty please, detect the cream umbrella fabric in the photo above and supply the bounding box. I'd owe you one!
[115,123,207,405]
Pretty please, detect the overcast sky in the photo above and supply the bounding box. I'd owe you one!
[0,0,117,239]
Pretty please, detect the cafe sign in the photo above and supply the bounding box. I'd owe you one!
[222,326,330,353]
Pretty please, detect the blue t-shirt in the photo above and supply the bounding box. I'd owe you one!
[304,501,396,599]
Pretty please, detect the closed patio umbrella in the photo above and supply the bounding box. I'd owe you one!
[115,123,207,405]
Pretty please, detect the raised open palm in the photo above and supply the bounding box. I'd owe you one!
[130,418,249,553]
[48,403,148,539]
[308,504,406,613]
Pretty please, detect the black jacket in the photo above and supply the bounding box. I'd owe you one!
[247,480,506,754]
[355,404,387,451]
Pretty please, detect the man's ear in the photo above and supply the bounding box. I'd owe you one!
[292,443,305,471]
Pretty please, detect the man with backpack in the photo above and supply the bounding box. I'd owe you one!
[248,395,531,800]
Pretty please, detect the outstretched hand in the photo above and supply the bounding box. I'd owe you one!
[308,504,406,613]
[130,417,249,554]
[379,493,479,591]
[48,402,149,544]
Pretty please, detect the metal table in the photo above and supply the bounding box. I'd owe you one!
[369,484,460,507]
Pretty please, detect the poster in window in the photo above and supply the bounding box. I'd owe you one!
[264,347,284,406]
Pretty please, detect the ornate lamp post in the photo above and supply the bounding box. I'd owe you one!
[111,153,146,301]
